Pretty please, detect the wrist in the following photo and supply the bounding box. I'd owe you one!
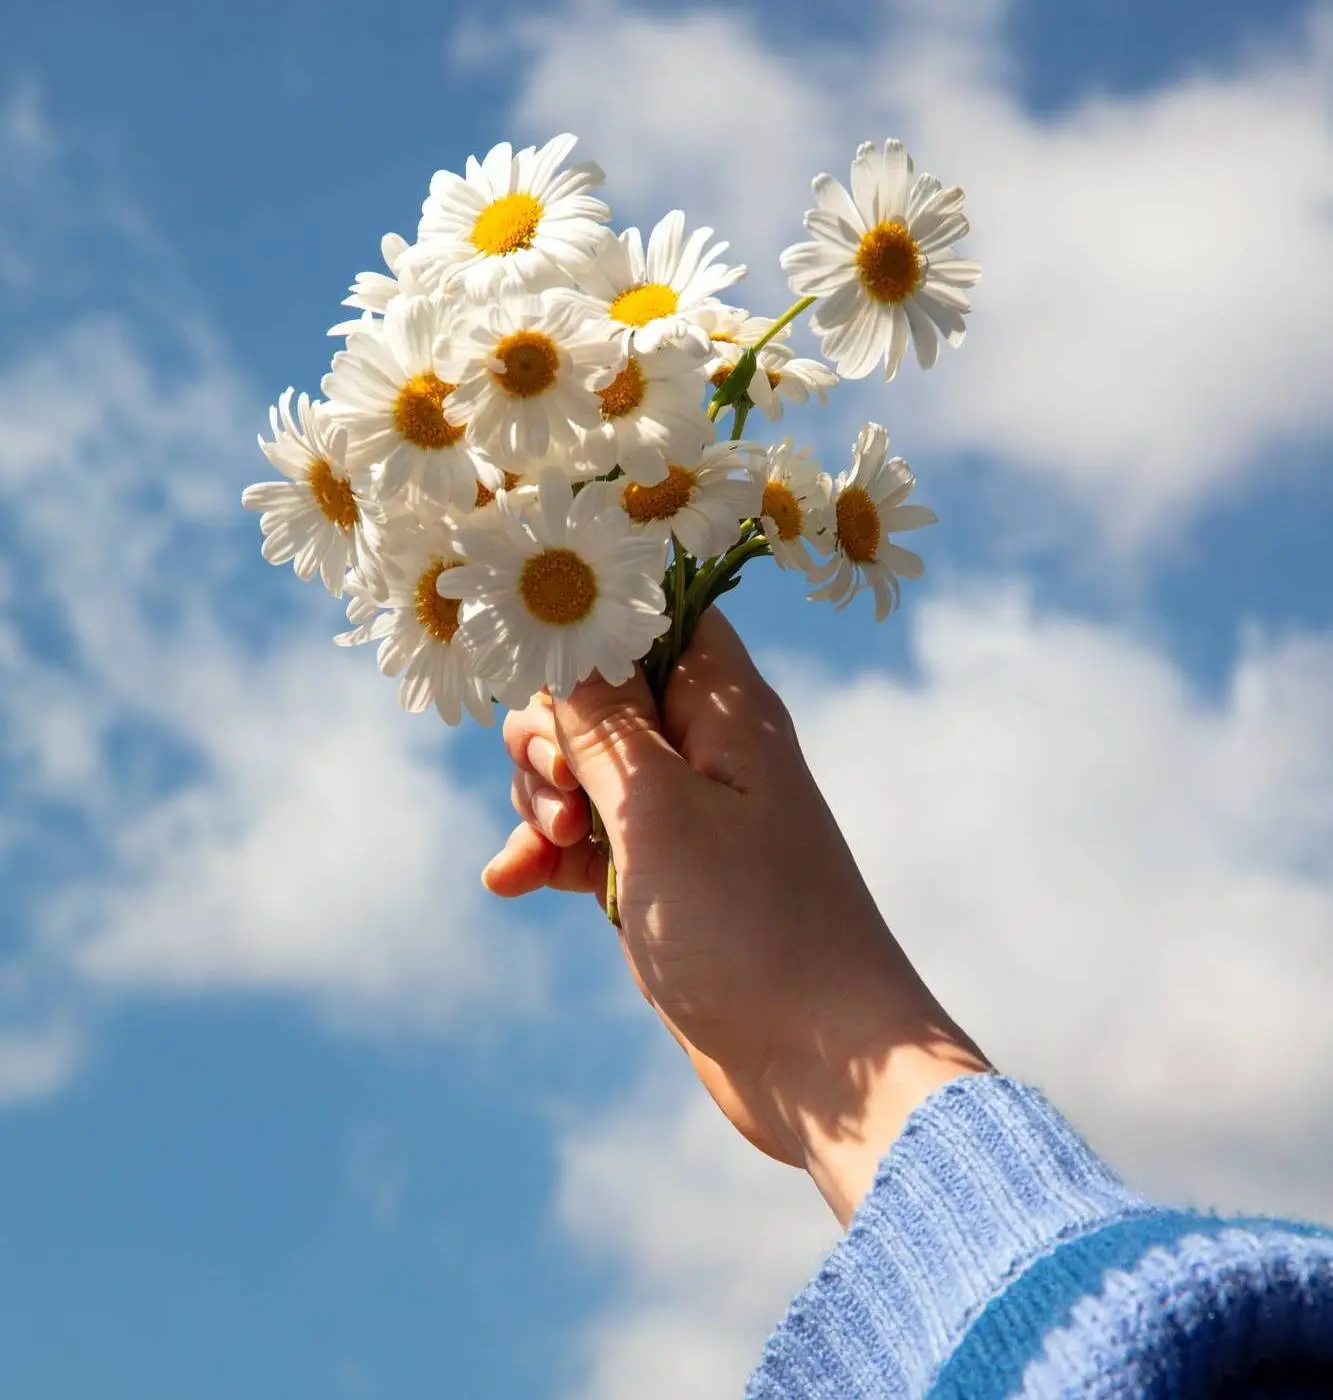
[762,950,991,1225]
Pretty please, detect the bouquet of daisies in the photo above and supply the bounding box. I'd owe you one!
[243,133,977,911]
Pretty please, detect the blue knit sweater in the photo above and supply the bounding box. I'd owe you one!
[745,1075,1333,1398]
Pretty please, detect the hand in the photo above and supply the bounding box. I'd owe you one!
[484,608,989,1223]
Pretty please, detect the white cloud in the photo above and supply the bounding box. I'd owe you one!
[0,1022,82,1104]
[558,588,1333,1397]
[557,1054,836,1400]
[491,0,1333,548]
[0,93,540,1084]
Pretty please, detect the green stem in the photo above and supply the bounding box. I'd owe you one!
[751,294,816,353]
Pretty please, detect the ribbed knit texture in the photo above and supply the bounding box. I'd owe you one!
[743,1073,1333,1399]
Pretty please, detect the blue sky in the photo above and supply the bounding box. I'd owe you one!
[2,1,1332,1396]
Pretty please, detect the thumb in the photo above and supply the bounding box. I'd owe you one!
[551,665,684,830]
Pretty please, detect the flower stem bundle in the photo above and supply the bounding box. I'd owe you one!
[243,134,980,924]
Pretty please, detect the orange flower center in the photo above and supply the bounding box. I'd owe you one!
[621,464,696,523]
[392,373,466,450]
[493,331,559,397]
[597,358,647,419]
[835,485,881,563]
[414,562,462,644]
[855,220,922,304]
[308,459,359,530]
[473,470,523,510]
[519,547,598,626]
[761,481,803,542]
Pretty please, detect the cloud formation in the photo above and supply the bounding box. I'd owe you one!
[491,0,1333,548]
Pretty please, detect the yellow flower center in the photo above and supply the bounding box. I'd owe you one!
[470,192,544,256]
[597,358,647,419]
[473,470,523,510]
[835,485,881,563]
[392,373,466,451]
[308,458,359,531]
[855,220,922,304]
[609,282,679,327]
[708,364,734,390]
[519,547,597,626]
[761,481,803,542]
[765,369,783,389]
[622,464,697,523]
[414,562,462,644]
[493,330,560,398]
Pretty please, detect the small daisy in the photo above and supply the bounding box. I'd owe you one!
[592,440,762,560]
[438,470,532,528]
[807,422,937,620]
[362,521,496,726]
[708,343,838,423]
[322,293,496,508]
[405,134,610,296]
[441,469,670,703]
[695,304,779,352]
[780,139,980,380]
[438,290,623,467]
[560,210,745,354]
[242,389,384,597]
[327,232,410,337]
[574,340,714,484]
[753,439,832,572]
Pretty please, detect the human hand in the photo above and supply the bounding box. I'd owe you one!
[484,608,988,1223]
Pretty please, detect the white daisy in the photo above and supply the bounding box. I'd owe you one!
[437,290,623,467]
[707,343,838,423]
[441,469,669,703]
[806,422,937,621]
[591,440,762,561]
[363,521,496,726]
[559,210,745,354]
[242,389,384,597]
[334,569,388,647]
[327,232,411,337]
[695,304,780,352]
[780,139,981,380]
[753,439,832,572]
[574,340,714,484]
[322,293,497,508]
[405,134,610,296]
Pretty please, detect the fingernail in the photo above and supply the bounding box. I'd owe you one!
[531,787,564,839]
[529,737,577,791]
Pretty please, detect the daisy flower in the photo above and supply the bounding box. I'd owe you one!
[322,293,496,508]
[560,210,745,354]
[441,469,670,703]
[574,340,714,484]
[362,522,497,726]
[695,304,779,352]
[328,232,410,337]
[592,440,762,560]
[405,134,610,296]
[242,389,384,597]
[780,139,981,380]
[437,290,623,467]
[708,343,838,423]
[753,439,832,572]
[807,422,937,620]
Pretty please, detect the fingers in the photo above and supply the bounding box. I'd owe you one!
[502,696,580,792]
[510,769,590,847]
[482,821,607,900]
[552,664,684,827]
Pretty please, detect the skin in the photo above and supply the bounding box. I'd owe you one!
[484,608,990,1225]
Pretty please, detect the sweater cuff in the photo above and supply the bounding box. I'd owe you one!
[744,1072,1149,1398]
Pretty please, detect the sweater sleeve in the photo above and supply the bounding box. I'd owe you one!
[744,1073,1333,1399]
